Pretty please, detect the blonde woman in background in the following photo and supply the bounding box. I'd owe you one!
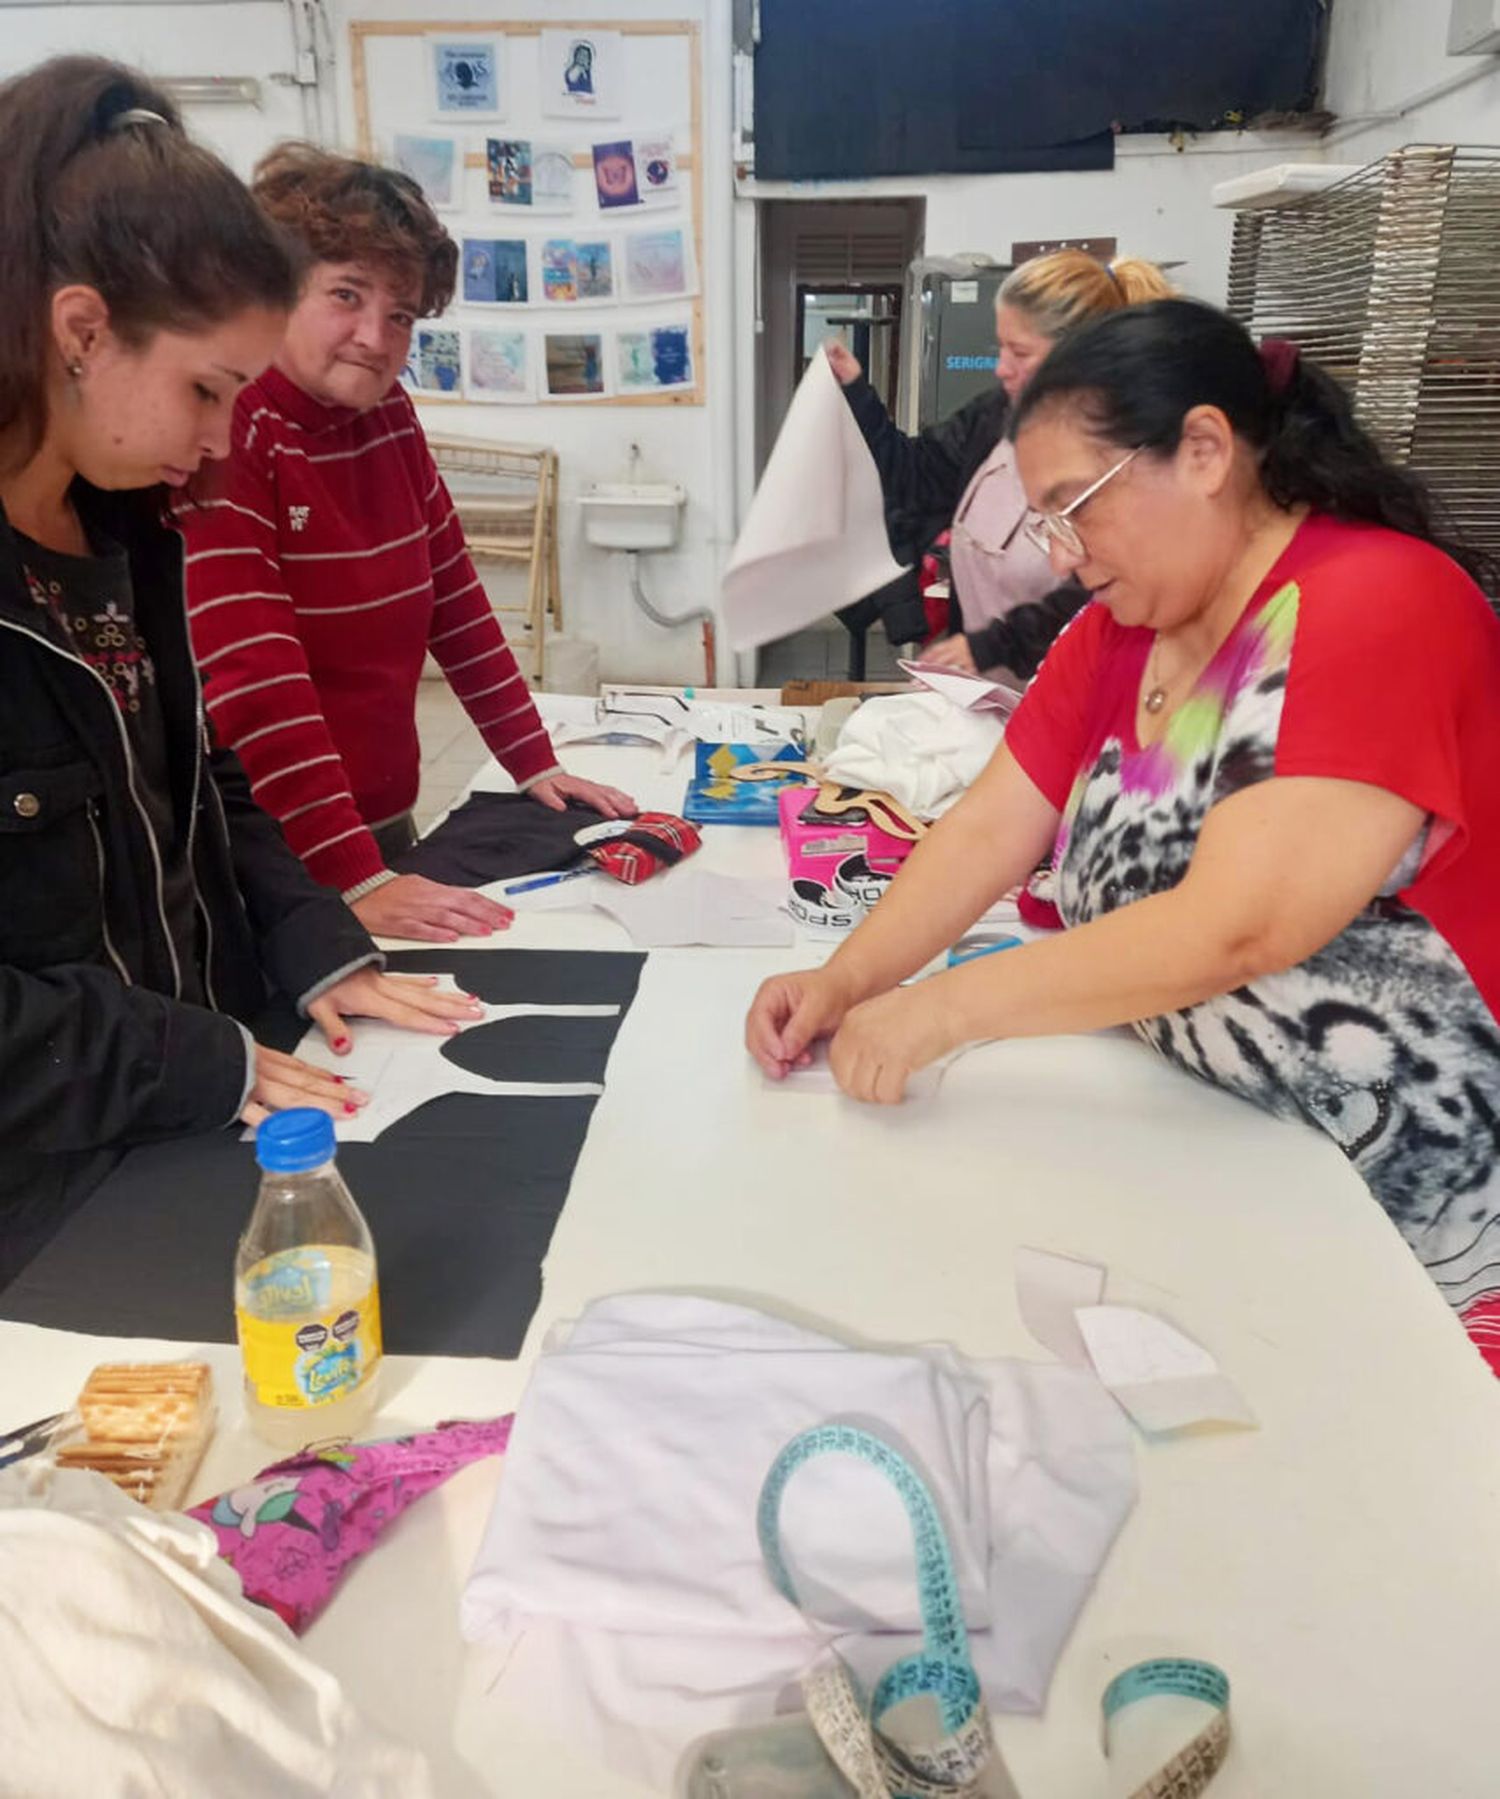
[829,250,1172,679]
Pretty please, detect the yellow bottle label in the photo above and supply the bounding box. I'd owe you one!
[236,1246,382,1412]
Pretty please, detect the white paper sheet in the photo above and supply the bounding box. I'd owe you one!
[721,349,907,651]
[593,872,793,948]
[1075,1305,1257,1433]
[1014,1248,1105,1368]
[250,980,618,1143]
[898,659,1025,718]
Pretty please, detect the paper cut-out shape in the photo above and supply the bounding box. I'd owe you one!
[248,978,620,1144]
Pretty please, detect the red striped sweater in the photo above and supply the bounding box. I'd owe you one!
[179,367,558,894]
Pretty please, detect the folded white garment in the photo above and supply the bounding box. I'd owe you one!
[461,1293,1134,1787]
[0,1462,432,1799]
[822,691,1004,818]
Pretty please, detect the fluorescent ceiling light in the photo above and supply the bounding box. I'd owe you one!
[159,76,262,107]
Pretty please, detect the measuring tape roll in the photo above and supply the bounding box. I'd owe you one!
[757,1423,995,1799]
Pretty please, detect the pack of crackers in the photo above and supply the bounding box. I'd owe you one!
[55,1360,215,1511]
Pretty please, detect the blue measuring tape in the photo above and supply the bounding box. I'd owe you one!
[755,1425,1232,1799]
[757,1423,993,1797]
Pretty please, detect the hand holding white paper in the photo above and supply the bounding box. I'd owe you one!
[721,348,907,651]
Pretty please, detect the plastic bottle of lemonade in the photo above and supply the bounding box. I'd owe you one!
[236,1108,382,1448]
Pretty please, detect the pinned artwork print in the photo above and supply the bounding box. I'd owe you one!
[616,323,693,394]
[540,29,622,118]
[544,333,607,399]
[430,37,502,121]
[392,133,459,212]
[466,328,533,403]
[487,139,576,214]
[541,238,615,304]
[462,237,529,306]
[621,225,695,301]
[402,326,462,396]
[592,140,639,211]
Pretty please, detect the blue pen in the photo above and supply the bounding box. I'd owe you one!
[503,864,597,897]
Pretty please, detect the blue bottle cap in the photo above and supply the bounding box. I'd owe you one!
[255,1107,337,1173]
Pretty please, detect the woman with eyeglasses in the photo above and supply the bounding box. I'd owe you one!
[749,299,1500,1371]
[827,249,1172,679]
[178,144,634,946]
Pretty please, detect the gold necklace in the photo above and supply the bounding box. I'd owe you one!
[1143,635,1171,714]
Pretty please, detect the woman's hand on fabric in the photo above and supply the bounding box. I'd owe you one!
[351,874,513,944]
[824,342,863,386]
[240,1044,368,1131]
[306,970,485,1057]
[828,981,962,1105]
[745,965,860,1078]
[918,634,979,675]
[528,772,636,820]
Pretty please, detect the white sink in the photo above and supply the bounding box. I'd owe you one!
[580,481,685,551]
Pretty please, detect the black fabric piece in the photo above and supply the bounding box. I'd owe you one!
[754,0,1323,181]
[0,949,644,1358]
[393,792,605,888]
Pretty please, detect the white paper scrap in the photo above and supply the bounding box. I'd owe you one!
[246,979,618,1143]
[594,871,793,948]
[721,348,906,651]
[898,659,1024,718]
[1015,1248,1106,1367]
[1075,1305,1257,1433]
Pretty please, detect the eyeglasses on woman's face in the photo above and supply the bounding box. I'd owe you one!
[1023,447,1142,559]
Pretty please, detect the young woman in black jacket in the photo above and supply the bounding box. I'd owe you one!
[0,58,482,1282]
[830,250,1171,680]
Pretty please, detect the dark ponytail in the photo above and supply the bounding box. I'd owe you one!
[1011,298,1497,593]
[0,56,302,471]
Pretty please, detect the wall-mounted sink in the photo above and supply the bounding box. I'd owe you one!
[580,481,686,551]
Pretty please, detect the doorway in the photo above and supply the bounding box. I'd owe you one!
[754,197,926,686]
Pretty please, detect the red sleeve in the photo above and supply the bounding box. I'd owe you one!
[1275,526,1495,868]
[1002,601,1109,810]
[180,405,385,894]
[412,428,559,789]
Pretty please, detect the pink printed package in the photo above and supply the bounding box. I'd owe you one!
[778,785,914,918]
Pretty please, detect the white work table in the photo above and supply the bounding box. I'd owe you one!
[3,734,1499,1798]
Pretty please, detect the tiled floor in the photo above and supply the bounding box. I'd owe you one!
[756,618,906,687]
[414,681,494,833]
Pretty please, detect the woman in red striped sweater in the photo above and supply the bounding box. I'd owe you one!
[180,143,632,943]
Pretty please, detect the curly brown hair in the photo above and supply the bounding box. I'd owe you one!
[252,141,457,317]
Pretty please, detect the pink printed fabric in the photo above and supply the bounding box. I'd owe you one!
[189,1416,512,1633]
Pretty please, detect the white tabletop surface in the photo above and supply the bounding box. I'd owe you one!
[4,734,1499,1798]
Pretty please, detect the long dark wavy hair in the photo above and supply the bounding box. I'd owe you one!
[1010,297,1498,595]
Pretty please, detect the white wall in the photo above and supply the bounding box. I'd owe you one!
[0,0,311,175]
[1321,0,1500,154]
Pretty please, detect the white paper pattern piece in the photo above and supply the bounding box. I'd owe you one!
[898,659,1024,718]
[722,349,907,651]
[1075,1306,1258,1434]
[248,981,619,1144]
[1015,1248,1105,1368]
[540,29,622,118]
[594,873,793,948]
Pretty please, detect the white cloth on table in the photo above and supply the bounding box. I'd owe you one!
[821,691,1004,818]
[0,1462,433,1799]
[461,1293,1135,1787]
